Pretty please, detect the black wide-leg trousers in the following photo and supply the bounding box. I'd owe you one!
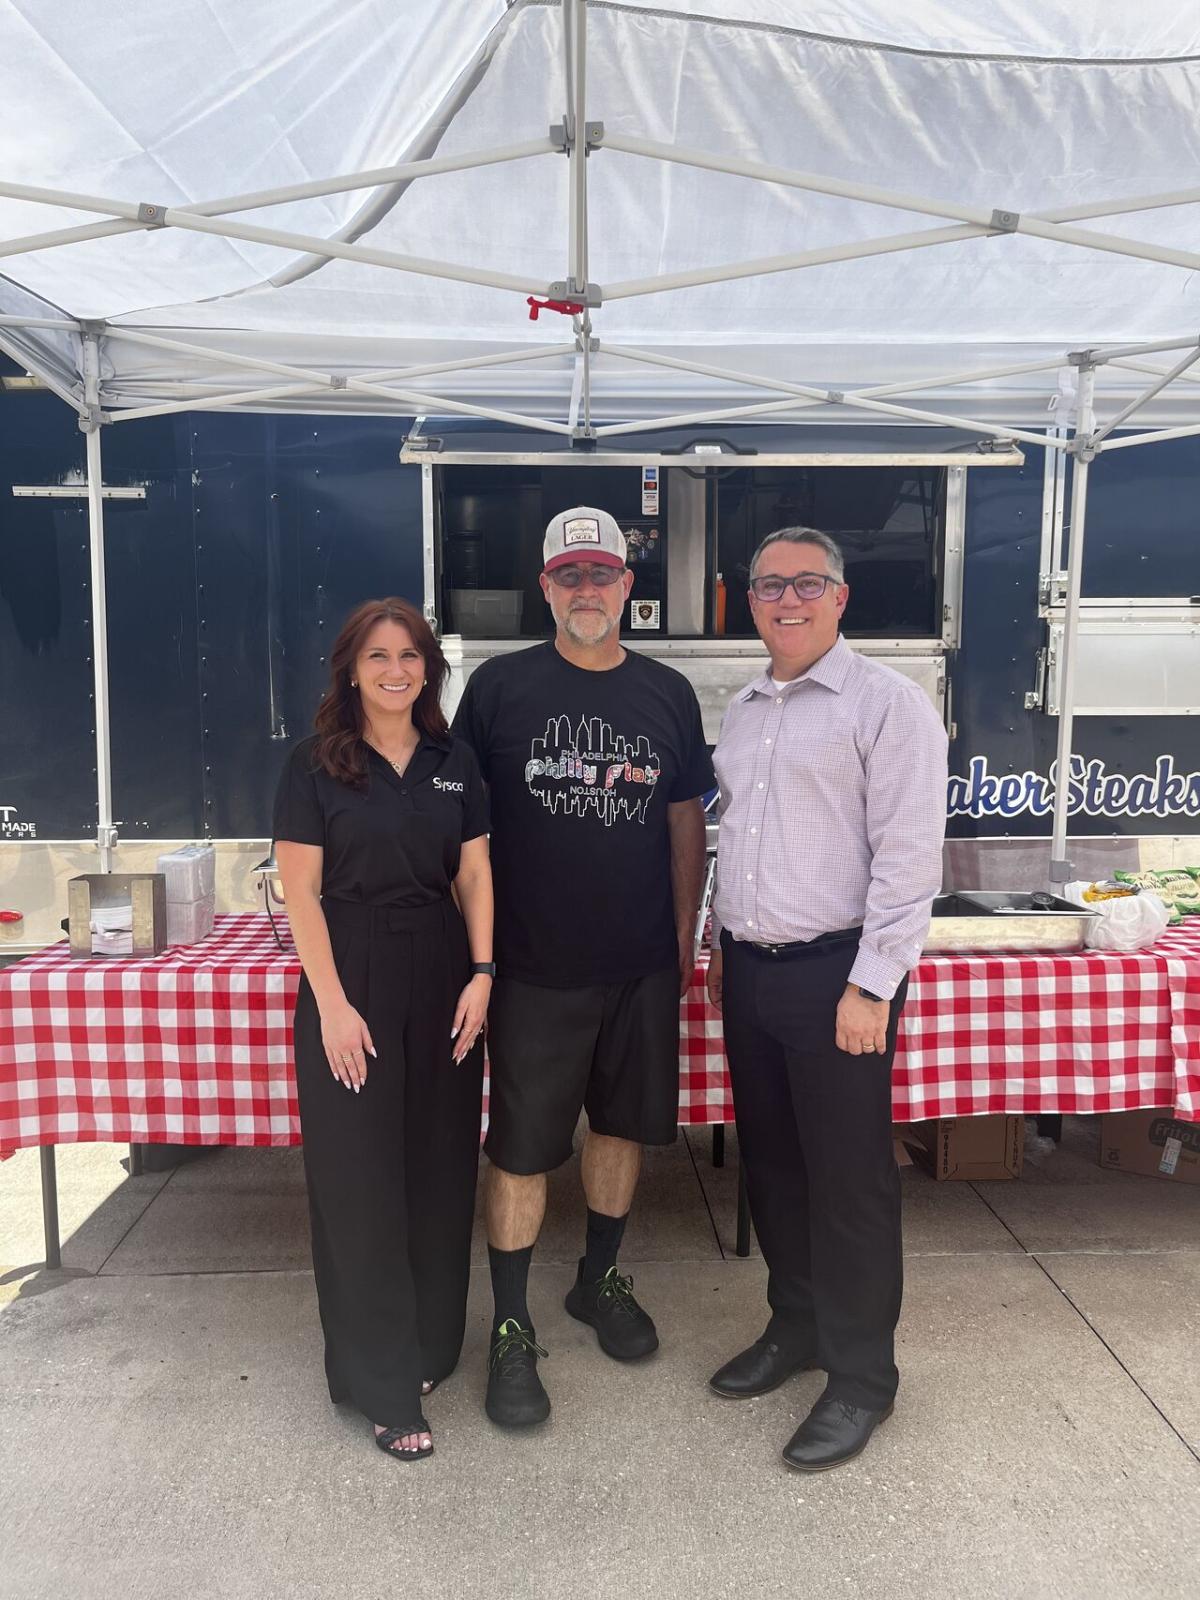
[293,897,484,1431]
[721,931,908,1411]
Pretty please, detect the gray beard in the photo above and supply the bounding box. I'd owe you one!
[560,609,619,648]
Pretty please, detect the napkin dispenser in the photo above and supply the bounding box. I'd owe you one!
[67,873,168,958]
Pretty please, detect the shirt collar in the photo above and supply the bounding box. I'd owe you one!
[737,634,852,701]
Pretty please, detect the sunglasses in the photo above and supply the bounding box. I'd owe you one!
[749,573,840,602]
[546,563,626,588]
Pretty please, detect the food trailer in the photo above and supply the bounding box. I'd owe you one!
[1,387,1198,955]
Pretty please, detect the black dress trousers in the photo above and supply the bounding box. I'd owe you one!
[293,897,484,1430]
[721,931,908,1412]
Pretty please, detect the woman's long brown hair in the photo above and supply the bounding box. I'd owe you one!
[312,598,449,787]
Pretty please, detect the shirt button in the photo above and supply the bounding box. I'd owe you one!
[764,738,772,745]
[757,781,764,789]
[746,872,753,881]
[746,919,754,928]
[750,827,758,835]
[776,697,783,705]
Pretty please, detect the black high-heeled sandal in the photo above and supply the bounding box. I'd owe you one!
[374,1416,433,1460]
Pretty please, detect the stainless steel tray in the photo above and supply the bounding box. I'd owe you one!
[923,891,1100,954]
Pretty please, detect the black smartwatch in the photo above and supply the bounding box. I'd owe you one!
[472,962,497,978]
[857,985,886,1003]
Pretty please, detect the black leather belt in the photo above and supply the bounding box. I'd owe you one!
[742,925,862,959]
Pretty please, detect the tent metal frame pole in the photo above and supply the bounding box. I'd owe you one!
[599,133,1200,275]
[1096,421,1200,453]
[591,349,1063,452]
[0,314,83,330]
[567,0,589,298]
[0,327,85,412]
[1091,347,1200,446]
[600,341,1074,409]
[108,383,320,424]
[0,181,552,300]
[1088,335,1200,364]
[0,140,560,261]
[104,328,575,434]
[103,343,579,426]
[1110,356,1200,389]
[421,461,437,626]
[605,222,992,301]
[567,352,585,431]
[82,333,116,875]
[1048,364,1096,886]
[141,209,550,299]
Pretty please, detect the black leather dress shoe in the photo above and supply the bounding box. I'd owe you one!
[709,1338,817,1399]
[782,1395,893,1472]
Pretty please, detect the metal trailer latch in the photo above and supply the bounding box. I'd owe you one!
[1024,647,1047,710]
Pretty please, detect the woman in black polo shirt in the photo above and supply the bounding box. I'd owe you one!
[274,597,492,1462]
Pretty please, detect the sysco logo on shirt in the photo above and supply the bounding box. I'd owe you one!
[947,755,1200,820]
[432,777,464,793]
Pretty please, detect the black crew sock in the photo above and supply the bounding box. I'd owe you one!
[489,1243,533,1334]
[582,1206,629,1282]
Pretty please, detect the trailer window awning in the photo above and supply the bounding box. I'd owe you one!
[401,420,1024,467]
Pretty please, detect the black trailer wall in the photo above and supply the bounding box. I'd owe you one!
[0,388,421,839]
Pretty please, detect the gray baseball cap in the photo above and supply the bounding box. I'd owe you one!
[542,506,627,572]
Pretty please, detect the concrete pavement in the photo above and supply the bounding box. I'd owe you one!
[2,1120,1198,1600]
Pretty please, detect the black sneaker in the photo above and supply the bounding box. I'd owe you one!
[485,1319,551,1428]
[564,1260,659,1361]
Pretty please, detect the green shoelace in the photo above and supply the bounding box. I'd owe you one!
[489,1319,549,1373]
[595,1266,642,1318]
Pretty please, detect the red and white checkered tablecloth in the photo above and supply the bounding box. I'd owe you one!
[2,914,1198,1156]
[683,926,1200,1125]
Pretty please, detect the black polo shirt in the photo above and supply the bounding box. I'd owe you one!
[272,733,489,906]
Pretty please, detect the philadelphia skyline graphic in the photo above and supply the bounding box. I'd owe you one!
[525,714,661,826]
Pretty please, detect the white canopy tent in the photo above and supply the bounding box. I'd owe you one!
[3,0,1200,883]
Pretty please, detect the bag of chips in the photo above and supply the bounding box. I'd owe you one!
[1114,869,1200,920]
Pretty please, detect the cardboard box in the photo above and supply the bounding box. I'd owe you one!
[1099,1110,1200,1185]
[899,1115,1024,1181]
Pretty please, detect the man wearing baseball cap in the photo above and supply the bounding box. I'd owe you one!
[452,506,713,1429]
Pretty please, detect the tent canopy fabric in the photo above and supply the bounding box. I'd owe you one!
[3,0,1200,427]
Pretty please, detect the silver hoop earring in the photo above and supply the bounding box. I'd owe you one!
[350,680,357,688]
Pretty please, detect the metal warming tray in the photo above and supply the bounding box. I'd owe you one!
[923,891,1100,954]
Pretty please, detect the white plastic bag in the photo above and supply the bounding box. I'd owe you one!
[1062,883,1171,952]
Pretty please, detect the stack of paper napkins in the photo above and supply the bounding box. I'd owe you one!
[91,902,134,957]
[156,845,216,946]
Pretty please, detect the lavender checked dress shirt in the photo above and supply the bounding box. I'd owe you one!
[711,635,949,999]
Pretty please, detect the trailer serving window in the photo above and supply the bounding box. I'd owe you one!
[713,465,946,639]
[401,422,1020,735]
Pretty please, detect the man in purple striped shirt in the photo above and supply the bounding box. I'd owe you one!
[706,526,947,1473]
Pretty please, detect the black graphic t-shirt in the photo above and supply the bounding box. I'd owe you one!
[452,642,714,987]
